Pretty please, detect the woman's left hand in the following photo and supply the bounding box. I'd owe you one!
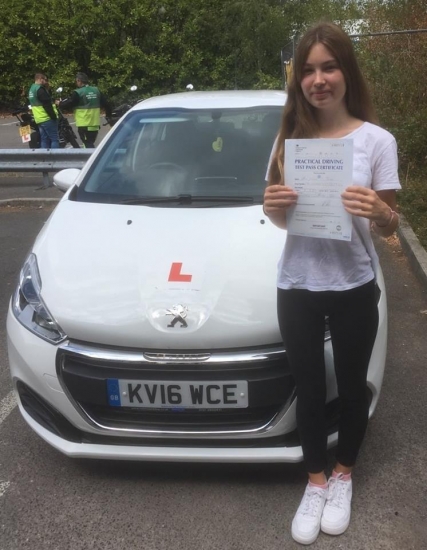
[341,185,393,226]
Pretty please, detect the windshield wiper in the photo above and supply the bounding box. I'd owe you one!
[121,194,255,205]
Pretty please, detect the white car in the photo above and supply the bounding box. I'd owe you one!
[7,90,388,462]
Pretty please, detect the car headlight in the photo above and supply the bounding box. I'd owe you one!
[12,253,66,344]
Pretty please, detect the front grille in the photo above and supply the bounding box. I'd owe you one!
[16,379,356,449]
[56,341,294,434]
[81,403,280,432]
[16,379,301,447]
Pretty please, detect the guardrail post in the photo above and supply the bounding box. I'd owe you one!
[41,172,51,190]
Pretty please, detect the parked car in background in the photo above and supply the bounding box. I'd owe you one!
[7,90,388,462]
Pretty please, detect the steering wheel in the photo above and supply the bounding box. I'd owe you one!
[149,162,186,173]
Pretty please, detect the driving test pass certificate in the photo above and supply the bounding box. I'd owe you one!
[285,139,353,241]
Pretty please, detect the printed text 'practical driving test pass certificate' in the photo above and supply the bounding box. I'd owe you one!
[285,139,353,241]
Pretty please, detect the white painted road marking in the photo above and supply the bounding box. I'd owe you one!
[0,390,17,425]
[0,481,11,497]
[0,392,16,500]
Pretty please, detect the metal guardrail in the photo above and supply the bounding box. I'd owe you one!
[0,149,94,188]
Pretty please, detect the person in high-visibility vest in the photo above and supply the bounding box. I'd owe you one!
[57,72,111,148]
[28,73,59,148]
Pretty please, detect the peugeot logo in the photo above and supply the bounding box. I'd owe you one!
[166,304,188,328]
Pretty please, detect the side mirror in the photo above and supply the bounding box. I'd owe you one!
[53,168,81,192]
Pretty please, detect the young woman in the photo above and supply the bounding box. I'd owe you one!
[263,22,400,545]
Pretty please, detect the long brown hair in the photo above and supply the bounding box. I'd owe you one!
[268,21,378,185]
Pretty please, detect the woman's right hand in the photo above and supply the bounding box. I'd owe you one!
[263,184,298,216]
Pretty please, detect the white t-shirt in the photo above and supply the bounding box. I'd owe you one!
[266,122,401,291]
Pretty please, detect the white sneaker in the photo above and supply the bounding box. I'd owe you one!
[320,474,352,535]
[291,483,328,545]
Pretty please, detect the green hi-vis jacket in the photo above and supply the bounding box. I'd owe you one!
[28,83,58,124]
[75,86,101,129]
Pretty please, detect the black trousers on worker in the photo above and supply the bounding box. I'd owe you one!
[277,280,379,473]
[78,127,99,148]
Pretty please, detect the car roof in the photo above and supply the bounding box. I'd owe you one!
[132,90,287,111]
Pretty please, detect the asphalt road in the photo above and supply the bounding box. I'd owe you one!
[0,187,426,550]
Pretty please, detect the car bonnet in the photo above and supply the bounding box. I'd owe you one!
[34,200,286,349]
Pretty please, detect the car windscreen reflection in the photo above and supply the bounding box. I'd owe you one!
[75,107,281,206]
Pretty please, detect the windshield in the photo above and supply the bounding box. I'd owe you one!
[75,106,282,206]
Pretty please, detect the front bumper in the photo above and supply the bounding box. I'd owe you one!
[6,304,311,461]
[19,404,340,462]
[7,292,386,462]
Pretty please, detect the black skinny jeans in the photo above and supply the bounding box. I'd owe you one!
[277,280,379,473]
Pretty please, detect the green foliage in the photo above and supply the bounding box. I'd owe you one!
[355,0,427,246]
[252,72,283,90]
[0,0,362,106]
[356,1,427,171]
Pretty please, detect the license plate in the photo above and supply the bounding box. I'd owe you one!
[107,379,248,409]
[19,125,31,137]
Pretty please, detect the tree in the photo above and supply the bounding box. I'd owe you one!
[0,0,364,106]
[357,0,427,170]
